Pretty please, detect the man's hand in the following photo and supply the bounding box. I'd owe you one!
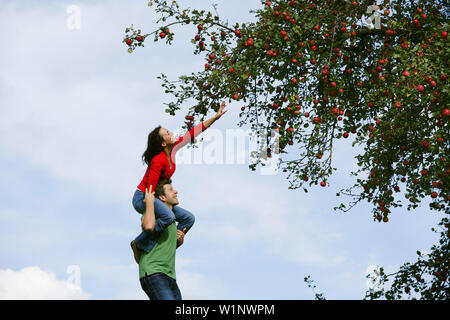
[144,185,155,205]
[177,228,187,248]
[142,185,156,232]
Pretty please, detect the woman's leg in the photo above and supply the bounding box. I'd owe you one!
[133,191,176,232]
[172,205,195,234]
[134,198,176,253]
[133,190,194,234]
[151,198,177,233]
[132,190,145,214]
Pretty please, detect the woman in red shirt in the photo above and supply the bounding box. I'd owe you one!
[131,102,228,258]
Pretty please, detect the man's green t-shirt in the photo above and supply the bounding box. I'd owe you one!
[139,221,177,280]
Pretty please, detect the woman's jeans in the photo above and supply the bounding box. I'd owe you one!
[132,189,195,253]
[140,272,182,300]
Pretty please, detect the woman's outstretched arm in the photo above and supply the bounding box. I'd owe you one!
[172,102,228,153]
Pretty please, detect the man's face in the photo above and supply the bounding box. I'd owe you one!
[160,184,179,206]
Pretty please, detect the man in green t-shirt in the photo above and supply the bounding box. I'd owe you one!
[138,178,187,300]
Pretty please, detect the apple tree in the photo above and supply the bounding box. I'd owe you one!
[123,0,449,299]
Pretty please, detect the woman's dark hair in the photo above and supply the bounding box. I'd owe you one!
[142,126,164,165]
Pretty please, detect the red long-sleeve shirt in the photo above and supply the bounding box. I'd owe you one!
[137,122,207,193]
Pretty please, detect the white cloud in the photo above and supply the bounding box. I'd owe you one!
[0,267,91,299]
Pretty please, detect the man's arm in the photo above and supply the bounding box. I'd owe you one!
[141,186,156,232]
[176,228,186,248]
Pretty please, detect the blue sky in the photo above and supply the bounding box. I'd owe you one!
[0,0,444,299]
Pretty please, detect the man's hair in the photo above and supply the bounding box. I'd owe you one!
[155,178,172,199]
